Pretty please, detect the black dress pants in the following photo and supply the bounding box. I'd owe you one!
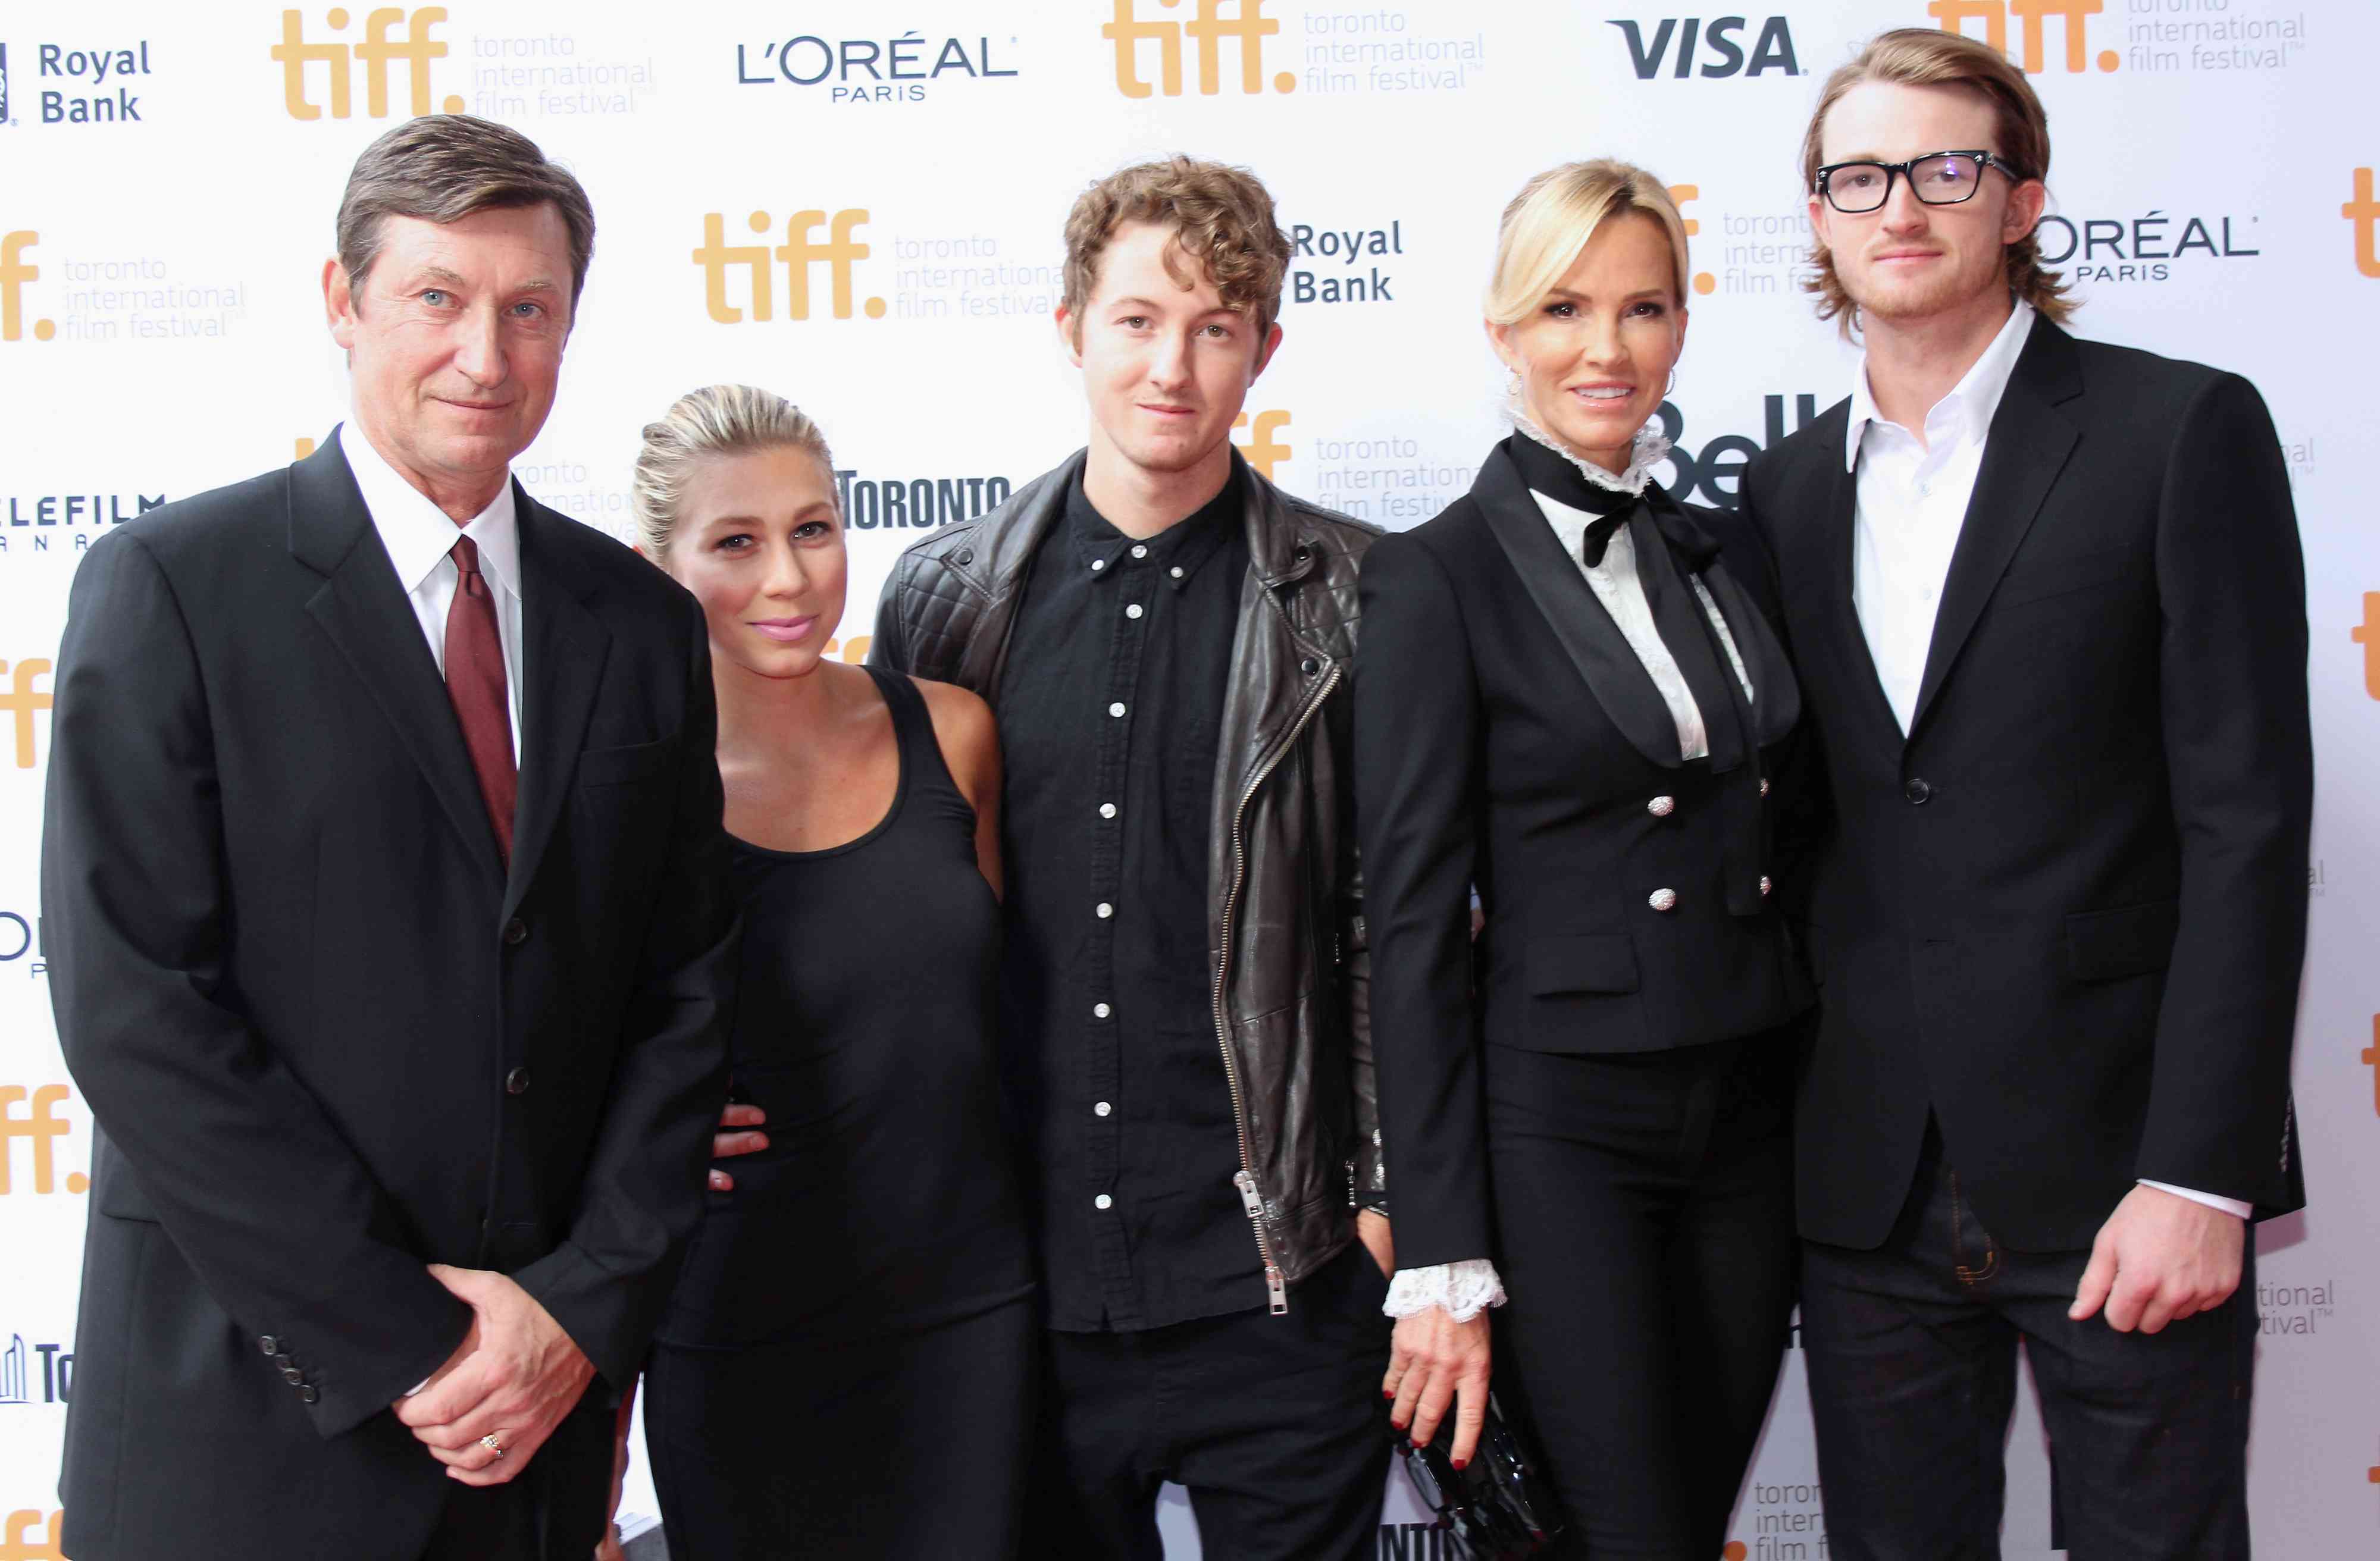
[1023,1242,1393,1561]
[1483,1029,1799,1561]
[1800,1129,2256,1561]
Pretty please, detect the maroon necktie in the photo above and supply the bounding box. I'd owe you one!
[444,535,516,866]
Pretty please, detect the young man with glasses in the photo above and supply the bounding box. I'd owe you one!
[1740,29,2309,1559]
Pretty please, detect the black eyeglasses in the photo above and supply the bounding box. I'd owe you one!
[1814,151,2025,214]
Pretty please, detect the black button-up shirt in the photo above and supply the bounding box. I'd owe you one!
[996,470,1259,1332]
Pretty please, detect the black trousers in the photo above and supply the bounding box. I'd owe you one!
[1024,1242,1394,1561]
[1801,1129,2257,1561]
[419,1393,613,1561]
[645,1296,1035,1560]
[1483,1029,1798,1561]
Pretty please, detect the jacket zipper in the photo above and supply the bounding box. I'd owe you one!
[1213,625,1343,1318]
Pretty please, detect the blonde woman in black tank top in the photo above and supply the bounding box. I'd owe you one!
[603,387,1034,1559]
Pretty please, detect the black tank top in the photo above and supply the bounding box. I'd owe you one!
[656,667,1032,1347]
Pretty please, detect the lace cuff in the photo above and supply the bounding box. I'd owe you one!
[1383,1259,1508,1322]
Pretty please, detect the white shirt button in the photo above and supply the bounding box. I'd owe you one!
[1759,778,1771,798]
[1096,902,1113,919]
[1130,544,1148,559]
[1649,888,1679,913]
[1094,1194,1113,1211]
[1092,1002,1111,1018]
[1100,803,1118,819]
[1759,876,1774,897]
[1090,558,1106,572]
[1126,603,1144,619]
[1648,796,1676,818]
[1108,702,1126,717]
[1094,1102,1112,1118]
[1170,565,1185,579]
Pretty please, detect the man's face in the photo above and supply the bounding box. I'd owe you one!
[1057,221,1280,480]
[1809,79,2045,327]
[325,203,574,497]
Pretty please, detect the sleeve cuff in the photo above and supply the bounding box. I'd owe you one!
[2138,1180,2253,1220]
[1383,1259,1507,1322]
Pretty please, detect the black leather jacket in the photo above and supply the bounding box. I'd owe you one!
[869,449,1383,1310]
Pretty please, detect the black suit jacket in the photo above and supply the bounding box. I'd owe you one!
[1742,319,2311,1252]
[1355,441,1811,1270]
[42,432,736,1559]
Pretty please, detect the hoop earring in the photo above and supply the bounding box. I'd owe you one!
[1666,368,1678,397]
[1505,366,1522,398]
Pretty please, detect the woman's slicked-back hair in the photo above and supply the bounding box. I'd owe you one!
[1485,160,1693,327]
[1799,27,2072,333]
[630,385,835,566]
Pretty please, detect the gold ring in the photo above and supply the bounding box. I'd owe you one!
[480,1434,506,1460]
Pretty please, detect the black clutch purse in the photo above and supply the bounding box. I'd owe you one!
[1391,1392,1567,1558]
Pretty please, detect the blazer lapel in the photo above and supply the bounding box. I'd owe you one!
[1474,446,1683,768]
[1811,427,1908,751]
[1908,320,2084,735]
[1696,557,1801,748]
[503,492,612,922]
[291,430,505,888]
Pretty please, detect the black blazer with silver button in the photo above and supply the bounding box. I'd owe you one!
[1742,319,2311,1253]
[41,434,736,1560]
[1354,440,1812,1272]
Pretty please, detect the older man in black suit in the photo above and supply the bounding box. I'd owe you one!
[42,116,734,1560]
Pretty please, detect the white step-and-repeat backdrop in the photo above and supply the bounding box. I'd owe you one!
[2,2,2373,1554]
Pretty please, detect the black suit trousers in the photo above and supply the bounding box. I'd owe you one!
[1801,1129,2254,1561]
[1486,1027,1798,1560]
[417,1396,613,1560]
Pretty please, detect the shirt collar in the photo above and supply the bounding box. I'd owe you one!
[1843,297,2037,472]
[339,421,521,599]
[1064,469,1238,592]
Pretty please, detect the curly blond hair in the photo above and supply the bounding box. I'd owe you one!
[1061,156,1292,344]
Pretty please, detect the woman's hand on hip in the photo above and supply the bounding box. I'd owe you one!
[1383,1303,1492,1468]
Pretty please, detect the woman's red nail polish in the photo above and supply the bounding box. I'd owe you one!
[1451,1457,1468,1470]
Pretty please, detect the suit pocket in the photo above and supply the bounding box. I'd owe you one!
[1994,546,2134,611]
[1525,933,1641,996]
[2065,899,2180,983]
[574,735,678,788]
[95,1150,161,1224]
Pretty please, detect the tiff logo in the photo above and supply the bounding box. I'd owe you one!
[2346,168,2380,279]
[1232,410,1291,481]
[694,210,884,322]
[0,1086,79,1196]
[0,1509,62,1560]
[0,234,54,343]
[272,7,465,121]
[2353,594,2380,700]
[1103,0,1295,99]
[1928,0,2119,74]
[0,660,51,769]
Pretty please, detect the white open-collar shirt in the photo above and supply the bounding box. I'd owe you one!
[1842,302,2248,1223]
[340,422,525,763]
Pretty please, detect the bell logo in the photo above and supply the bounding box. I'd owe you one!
[2345,168,2380,279]
[1102,0,1295,99]
[0,234,54,345]
[0,660,51,770]
[271,7,465,121]
[0,1510,63,1561]
[694,209,885,323]
[1927,0,2119,74]
[1608,17,1800,79]
[0,1086,82,1196]
[1232,410,1291,481]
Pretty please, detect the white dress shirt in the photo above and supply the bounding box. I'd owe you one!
[1843,303,2249,1224]
[340,424,525,762]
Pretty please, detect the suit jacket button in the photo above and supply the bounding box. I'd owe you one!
[1647,796,1676,818]
[299,1386,319,1405]
[1759,778,1771,798]
[506,1066,531,1096]
[280,1365,304,1383]
[258,1336,279,1356]
[1904,778,1933,805]
[273,1353,295,1369]
[1759,876,1774,897]
[1649,888,1678,913]
[503,917,529,946]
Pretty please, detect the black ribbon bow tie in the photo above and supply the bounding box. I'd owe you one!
[1577,497,1723,575]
